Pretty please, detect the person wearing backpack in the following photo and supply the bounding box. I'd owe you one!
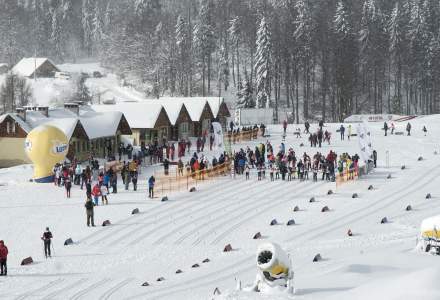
[85,197,95,227]
[41,227,53,258]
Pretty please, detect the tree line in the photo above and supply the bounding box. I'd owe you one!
[1,0,439,122]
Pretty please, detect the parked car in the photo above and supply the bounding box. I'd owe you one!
[93,71,103,78]
[55,72,71,80]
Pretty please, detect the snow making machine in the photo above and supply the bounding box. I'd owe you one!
[237,242,294,295]
[418,215,440,255]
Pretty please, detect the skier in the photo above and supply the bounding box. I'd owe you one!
[148,175,155,198]
[163,158,170,176]
[282,120,288,136]
[100,184,109,205]
[406,122,412,136]
[245,164,250,180]
[423,125,427,136]
[41,227,53,258]
[178,159,184,176]
[339,125,345,141]
[91,183,101,206]
[85,197,95,227]
[65,175,72,198]
[347,125,352,140]
[384,122,389,136]
[373,150,377,168]
[391,123,395,135]
[132,170,138,191]
[0,240,8,276]
[304,121,310,134]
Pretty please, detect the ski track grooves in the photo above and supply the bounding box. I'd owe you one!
[98,278,133,300]
[82,177,237,246]
[40,278,86,300]
[166,180,275,245]
[14,278,65,300]
[208,182,326,246]
[128,161,440,299]
[189,180,323,246]
[127,178,269,246]
[69,278,110,300]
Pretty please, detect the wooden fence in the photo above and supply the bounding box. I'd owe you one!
[225,128,260,144]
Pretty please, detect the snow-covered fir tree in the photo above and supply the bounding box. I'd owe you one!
[255,16,272,109]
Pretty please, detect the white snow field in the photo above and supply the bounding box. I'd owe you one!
[1,117,440,300]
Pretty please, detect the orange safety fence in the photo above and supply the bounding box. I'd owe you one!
[335,166,360,188]
[225,128,260,144]
[153,160,232,197]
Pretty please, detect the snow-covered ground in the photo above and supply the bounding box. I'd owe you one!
[1,117,440,300]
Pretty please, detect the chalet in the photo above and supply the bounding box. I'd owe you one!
[0,104,132,167]
[206,97,231,129]
[91,103,172,146]
[12,58,60,78]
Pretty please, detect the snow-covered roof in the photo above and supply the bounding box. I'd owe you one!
[0,113,32,133]
[12,58,59,77]
[79,110,125,139]
[158,97,209,122]
[23,110,80,140]
[91,103,164,129]
[142,100,186,125]
[0,63,8,68]
[206,97,225,118]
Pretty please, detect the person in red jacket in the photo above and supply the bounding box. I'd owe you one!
[0,240,9,276]
[91,183,101,206]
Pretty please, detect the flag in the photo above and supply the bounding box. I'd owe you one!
[212,122,224,154]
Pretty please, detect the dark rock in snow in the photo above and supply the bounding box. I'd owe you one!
[192,263,200,268]
[202,258,210,263]
[368,185,374,190]
[352,193,358,199]
[189,187,196,192]
[64,238,74,246]
[102,220,111,226]
[157,277,165,282]
[406,205,412,211]
[21,257,33,265]
[321,206,330,212]
[142,282,150,286]
[223,244,233,252]
[401,165,406,170]
[270,219,278,226]
[131,208,140,215]
[381,217,388,224]
[161,196,168,202]
[253,232,262,239]
[175,269,183,274]
[293,206,300,212]
[287,219,295,226]
[327,190,333,195]
[418,156,423,161]
[309,197,316,203]
[313,254,322,262]
[426,193,432,199]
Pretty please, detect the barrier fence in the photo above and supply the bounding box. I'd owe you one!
[225,128,260,144]
[153,160,232,197]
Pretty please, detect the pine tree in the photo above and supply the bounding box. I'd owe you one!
[254,16,272,109]
[229,16,241,85]
[51,6,63,62]
[92,0,104,55]
[236,78,254,108]
[218,43,229,92]
[82,0,94,56]
[193,0,215,96]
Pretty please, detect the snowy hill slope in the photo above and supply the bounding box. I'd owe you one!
[0,117,439,299]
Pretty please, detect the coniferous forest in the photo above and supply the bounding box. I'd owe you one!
[1,0,440,122]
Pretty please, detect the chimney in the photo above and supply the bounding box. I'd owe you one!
[16,107,26,121]
[37,106,49,117]
[64,103,79,116]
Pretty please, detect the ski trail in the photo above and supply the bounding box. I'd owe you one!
[84,177,236,246]
[15,278,65,300]
[126,178,269,246]
[208,182,326,245]
[127,162,440,299]
[187,180,317,246]
[40,278,86,300]
[69,278,110,300]
[161,180,274,245]
[98,278,133,300]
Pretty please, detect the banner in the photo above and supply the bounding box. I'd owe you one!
[212,122,225,154]
[356,123,369,163]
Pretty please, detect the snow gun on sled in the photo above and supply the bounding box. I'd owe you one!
[418,215,440,255]
[236,242,294,295]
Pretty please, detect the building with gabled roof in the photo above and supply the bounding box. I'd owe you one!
[12,58,60,78]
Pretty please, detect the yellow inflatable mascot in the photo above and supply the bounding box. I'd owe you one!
[25,124,69,183]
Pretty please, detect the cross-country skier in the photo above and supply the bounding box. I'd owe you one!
[0,240,8,276]
[148,175,155,198]
[41,227,53,258]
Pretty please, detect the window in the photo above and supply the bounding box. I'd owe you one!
[6,122,10,134]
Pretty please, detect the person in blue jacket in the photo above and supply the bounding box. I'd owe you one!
[148,175,155,198]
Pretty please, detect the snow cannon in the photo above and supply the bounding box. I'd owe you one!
[417,215,440,254]
[25,125,68,183]
[238,242,294,295]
